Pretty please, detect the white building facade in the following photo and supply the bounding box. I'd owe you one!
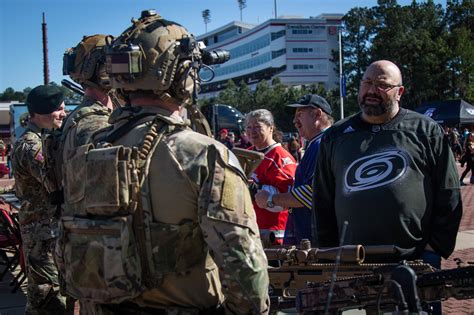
[197,14,343,98]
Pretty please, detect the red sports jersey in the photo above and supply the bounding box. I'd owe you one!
[250,143,297,244]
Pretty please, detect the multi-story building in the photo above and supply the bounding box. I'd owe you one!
[197,14,343,98]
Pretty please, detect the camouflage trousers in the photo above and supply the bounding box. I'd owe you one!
[22,235,67,315]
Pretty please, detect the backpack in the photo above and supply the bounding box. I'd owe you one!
[55,114,207,303]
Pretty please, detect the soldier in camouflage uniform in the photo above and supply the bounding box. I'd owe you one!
[61,34,115,149]
[73,10,269,315]
[46,34,116,314]
[12,85,67,314]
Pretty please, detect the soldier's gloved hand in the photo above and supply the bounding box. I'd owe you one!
[248,180,260,201]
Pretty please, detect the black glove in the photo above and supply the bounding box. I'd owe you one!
[248,181,260,201]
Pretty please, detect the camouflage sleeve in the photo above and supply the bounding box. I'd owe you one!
[19,135,59,194]
[18,137,46,184]
[199,145,270,315]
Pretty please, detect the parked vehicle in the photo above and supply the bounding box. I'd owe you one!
[200,104,245,138]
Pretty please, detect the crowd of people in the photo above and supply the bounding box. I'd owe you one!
[443,126,474,185]
[7,10,464,315]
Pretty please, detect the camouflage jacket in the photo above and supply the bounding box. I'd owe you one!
[12,122,56,239]
[42,97,111,202]
[61,96,111,159]
[105,105,270,314]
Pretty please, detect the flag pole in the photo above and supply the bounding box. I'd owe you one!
[339,27,344,120]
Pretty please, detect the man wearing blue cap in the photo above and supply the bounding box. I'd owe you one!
[255,94,334,245]
[12,84,67,314]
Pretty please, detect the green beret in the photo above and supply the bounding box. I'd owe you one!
[26,85,65,114]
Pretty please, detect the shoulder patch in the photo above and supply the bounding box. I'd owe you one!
[281,156,295,167]
[34,149,44,162]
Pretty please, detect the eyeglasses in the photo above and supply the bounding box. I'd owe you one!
[360,80,402,92]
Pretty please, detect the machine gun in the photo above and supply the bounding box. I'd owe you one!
[296,262,474,314]
[266,240,435,311]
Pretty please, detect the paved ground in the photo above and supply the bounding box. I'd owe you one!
[1,165,473,314]
[440,165,474,315]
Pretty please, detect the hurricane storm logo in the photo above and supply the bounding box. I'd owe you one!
[344,150,408,192]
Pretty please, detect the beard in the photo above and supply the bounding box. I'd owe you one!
[358,93,397,117]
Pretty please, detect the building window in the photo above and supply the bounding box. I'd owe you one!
[292,48,314,53]
[292,29,313,34]
[272,49,286,59]
[228,34,271,59]
[293,64,314,70]
[200,52,273,79]
[271,30,285,40]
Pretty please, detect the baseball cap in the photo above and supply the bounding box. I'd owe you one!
[26,85,64,115]
[220,128,229,134]
[287,94,332,115]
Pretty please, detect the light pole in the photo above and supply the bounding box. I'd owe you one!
[338,27,344,120]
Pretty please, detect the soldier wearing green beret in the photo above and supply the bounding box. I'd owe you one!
[12,84,67,314]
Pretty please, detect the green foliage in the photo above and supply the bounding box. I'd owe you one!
[0,87,28,102]
[0,82,81,103]
[216,80,239,107]
[210,78,338,132]
[342,0,474,107]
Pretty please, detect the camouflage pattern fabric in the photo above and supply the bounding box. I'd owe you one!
[86,106,269,314]
[22,234,65,315]
[61,96,111,151]
[56,96,111,307]
[11,122,66,314]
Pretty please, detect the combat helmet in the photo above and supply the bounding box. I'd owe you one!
[105,10,219,105]
[63,34,113,90]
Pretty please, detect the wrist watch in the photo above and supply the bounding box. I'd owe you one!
[266,193,275,208]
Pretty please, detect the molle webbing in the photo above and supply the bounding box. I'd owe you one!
[132,119,169,287]
[100,112,158,144]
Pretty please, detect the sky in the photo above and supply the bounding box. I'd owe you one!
[0,0,445,92]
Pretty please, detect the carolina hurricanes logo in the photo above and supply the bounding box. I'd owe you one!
[344,150,408,192]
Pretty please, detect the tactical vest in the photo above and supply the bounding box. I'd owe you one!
[42,104,110,205]
[55,115,206,303]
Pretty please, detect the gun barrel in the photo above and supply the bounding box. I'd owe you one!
[265,245,365,264]
[61,79,84,96]
[364,245,398,256]
[309,245,365,263]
